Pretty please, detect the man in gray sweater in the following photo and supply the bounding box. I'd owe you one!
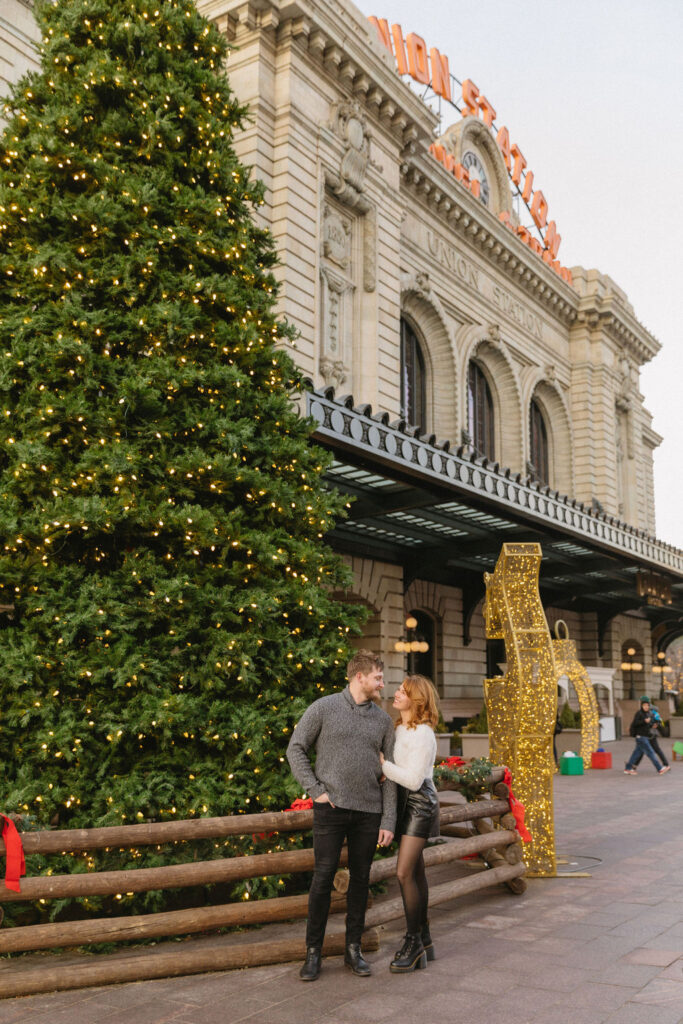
[287,649,397,981]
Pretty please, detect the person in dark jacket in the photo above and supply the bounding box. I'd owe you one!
[624,698,671,775]
[630,696,670,771]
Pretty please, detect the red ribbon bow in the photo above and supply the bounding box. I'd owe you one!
[502,769,532,844]
[441,755,467,769]
[286,797,314,812]
[1,814,26,893]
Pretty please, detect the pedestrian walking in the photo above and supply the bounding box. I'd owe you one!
[379,674,440,974]
[630,696,669,771]
[624,697,671,775]
[286,650,397,981]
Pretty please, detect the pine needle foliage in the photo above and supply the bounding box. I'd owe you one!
[0,0,363,914]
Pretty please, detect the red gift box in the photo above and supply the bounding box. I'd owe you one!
[591,750,612,769]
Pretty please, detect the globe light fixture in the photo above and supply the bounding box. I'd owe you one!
[394,615,430,658]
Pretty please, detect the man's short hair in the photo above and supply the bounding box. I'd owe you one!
[347,649,384,680]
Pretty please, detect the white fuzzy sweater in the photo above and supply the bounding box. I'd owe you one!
[381,723,437,792]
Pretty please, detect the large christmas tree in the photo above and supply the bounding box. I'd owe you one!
[0,0,362,907]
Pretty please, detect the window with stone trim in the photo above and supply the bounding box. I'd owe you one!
[400,318,426,432]
[406,609,438,694]
[467,360,494,460]
[529,398,549,485]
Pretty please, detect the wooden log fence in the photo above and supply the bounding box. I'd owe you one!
[0,768,526,995]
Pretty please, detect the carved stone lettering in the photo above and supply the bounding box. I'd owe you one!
[492,286,543,340]
[426,231,480,290]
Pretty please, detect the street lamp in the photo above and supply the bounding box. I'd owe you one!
[394,615,430,656]
[620,646,642,701]
[652,651,672,700]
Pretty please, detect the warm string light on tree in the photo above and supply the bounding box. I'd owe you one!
[0,0,364,924]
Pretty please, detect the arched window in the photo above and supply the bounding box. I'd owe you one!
[406,610,436,688]
[400,318,426,432]
[529,398,549,485]
[467,361,494,459]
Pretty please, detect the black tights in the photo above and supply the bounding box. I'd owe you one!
[396,835,428,934]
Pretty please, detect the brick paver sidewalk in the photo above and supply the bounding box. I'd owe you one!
[4,737,683,1024]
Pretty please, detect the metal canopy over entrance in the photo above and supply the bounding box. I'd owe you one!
[307,389,683,652]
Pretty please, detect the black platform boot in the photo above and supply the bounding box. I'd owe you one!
[344,942,372,976]
[421,920,435,961]
[389,933,427,973]
[299,946,322,981]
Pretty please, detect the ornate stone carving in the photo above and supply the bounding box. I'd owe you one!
[319,357,347,389]
[322,205,351,269]
[328,100,370,200]
[400,270,449,331]
[320,264,354,389]
[325,100,376,293]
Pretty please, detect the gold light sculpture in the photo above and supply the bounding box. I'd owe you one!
[553,620,600,769]
[484,543,557,877]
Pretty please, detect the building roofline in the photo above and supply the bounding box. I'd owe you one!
[307,385,683,579]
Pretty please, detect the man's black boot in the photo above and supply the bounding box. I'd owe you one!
[299,946,322,981]
[344,942,372,976]
[421,920,435,961]
[389,933,427,973]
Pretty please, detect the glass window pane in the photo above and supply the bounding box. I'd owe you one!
[400,319,426,432]
[467,362,494,460]
[530,399,549,485]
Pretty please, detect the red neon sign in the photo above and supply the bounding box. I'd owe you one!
[369,16,572,285]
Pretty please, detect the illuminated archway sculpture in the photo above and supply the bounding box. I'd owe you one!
[553,621,600,769]
[484,543,557,877]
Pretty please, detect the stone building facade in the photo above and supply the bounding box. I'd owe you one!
[197,0,677,704]
[3,0,681,709]
[0,0,39,102]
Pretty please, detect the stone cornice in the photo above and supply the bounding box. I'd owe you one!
[570,268,660,365]
[642,423,663,450]
[199,0,438,152]
[399,149,579,327]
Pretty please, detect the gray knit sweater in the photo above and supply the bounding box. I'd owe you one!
[286,687,397,833]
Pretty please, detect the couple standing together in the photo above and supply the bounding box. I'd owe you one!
[286,650,440,981]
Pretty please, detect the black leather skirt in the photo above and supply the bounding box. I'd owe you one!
[396,778,440,840]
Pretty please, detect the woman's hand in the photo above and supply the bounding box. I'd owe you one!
[379,751,385,766]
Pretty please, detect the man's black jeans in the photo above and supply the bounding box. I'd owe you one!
[306,802,382,948]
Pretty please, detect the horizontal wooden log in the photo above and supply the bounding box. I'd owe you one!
[438,799,509,825]
[0,890,351,954]
[365,829,518,886]
[0,926,380,1000]
[0,809,315,858]
[1,801,508,904]
[0,771,508,859]
[1,845,348,903]
[438,823,474,839]
[365,860,526,929]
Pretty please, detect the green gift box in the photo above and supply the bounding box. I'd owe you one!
[560,752,584,775]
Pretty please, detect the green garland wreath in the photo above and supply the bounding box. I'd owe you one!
[433,757,498,802]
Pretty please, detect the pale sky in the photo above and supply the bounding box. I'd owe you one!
[358,0,683,549]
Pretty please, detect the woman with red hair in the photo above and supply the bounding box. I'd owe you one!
[380,674,440,973]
